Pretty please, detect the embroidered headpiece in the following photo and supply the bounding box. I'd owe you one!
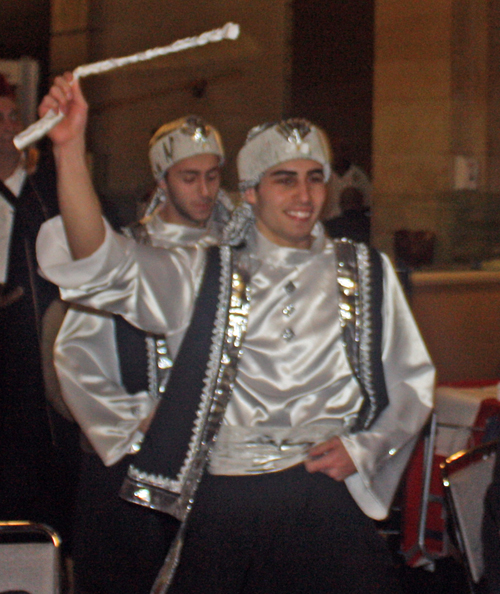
[149,115,224,181]
[237,118,331,191]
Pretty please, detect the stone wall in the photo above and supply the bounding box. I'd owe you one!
[371,0,500,266]
[49,0,290,224]
[43,0,500,257]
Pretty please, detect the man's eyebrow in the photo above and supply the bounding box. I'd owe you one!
[269,170,298,177]
[269,168,324,178]
[178,166,220,175]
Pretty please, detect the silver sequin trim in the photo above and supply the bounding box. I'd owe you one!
[145,336,172,398]
[335,239,377,430]
[356,242,378,429]
[128,247,250,514]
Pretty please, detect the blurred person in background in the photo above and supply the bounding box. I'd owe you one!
[0,72,78,547]
[54,115,231,594]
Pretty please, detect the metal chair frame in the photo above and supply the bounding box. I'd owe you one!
[440,440,498,594]
[0,521,62,594]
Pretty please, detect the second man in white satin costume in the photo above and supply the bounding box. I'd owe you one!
[54,115,230,594]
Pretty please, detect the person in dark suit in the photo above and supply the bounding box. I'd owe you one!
[323,186,370,244]
[0,73,77,543]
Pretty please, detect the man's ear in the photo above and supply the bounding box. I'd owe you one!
[244,187,257,205]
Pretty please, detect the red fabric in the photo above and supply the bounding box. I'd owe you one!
[471,398,500,446]
[400,381,500,564]
[401,439,447,564]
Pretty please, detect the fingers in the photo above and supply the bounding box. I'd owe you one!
[308,436,340,458]
[38,72,87,118]
[304,436,357,481]
[70,76,88,108]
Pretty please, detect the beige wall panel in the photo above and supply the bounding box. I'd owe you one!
[50,32,89,74]
[51,0,88,33]
[411,276,500,382]
[375,1,452,60]
[373,101,450,156]
[372,154,451,196]
[374,59,450,101]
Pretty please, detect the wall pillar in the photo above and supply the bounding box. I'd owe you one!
[50,0,90,75]
[371,0,495,265]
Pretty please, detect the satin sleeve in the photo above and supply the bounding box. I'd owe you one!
[341,253,435,519]
[54,307,155,466]
[37,215,203,336]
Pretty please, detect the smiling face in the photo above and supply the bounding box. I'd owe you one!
[245,159,326,249]
[158,153,221,228]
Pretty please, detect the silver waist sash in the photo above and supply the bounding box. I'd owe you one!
[209,423,346,475]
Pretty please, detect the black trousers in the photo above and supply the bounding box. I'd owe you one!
[72,453,180,594]
[169,465,402,594]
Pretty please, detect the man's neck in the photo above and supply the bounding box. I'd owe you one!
[158,205,208,229]
[0,152,21,183]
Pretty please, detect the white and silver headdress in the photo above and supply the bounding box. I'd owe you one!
[149,115,224,181]
[141,116,226,222]
[237,118,331,191]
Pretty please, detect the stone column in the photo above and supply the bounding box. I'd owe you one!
[50,0,90,75]
[371,0,494,265]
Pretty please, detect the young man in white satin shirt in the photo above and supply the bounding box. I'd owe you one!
[37,73,434,594]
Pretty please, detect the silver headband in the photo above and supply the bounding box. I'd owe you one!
[237,118,331,191]
[149,115,224,181]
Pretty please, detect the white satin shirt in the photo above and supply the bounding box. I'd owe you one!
[37,217,434,519]
[54,215,219,465]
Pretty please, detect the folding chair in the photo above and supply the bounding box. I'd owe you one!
[441,440,498,593]
[0,521,61,594]
[401,383,500,567]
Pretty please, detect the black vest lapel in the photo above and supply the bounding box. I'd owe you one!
[0,178,17,208]
[125,245,222,479]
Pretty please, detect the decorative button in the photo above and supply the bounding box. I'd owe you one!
[282,304,295,317]
[284,281,296,294]
[130,441,142,454]
[158,356,173,370]
[134,488,151,503]
[282,328,295,341]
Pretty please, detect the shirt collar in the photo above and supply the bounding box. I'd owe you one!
[247,222,326,268]
[4,159,26,198]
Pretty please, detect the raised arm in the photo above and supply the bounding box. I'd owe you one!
[39,73,105,259]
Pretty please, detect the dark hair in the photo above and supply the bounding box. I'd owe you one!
[0,73,16,99]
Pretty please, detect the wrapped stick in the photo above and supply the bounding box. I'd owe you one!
[14,22,240,150]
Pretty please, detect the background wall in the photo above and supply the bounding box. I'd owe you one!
[4,0,500,266]
[1,0,376,226]
[371,0,500,265]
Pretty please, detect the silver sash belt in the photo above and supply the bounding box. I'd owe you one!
[209,423,346,475]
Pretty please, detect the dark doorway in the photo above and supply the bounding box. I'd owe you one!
[0,0,51,96]
[289,0,375,175]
